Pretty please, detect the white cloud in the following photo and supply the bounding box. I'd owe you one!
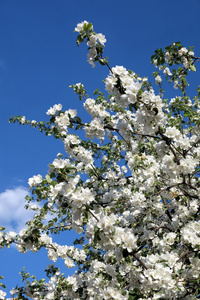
[0,186,37,232]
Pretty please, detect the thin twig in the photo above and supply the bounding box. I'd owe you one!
[132,253,148,270]
[176,249,189,263]
[155,225,173,232]
[89,209,99,222]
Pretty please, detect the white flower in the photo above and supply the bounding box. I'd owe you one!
[97,214,117,233]
[112,65,128,76]
[71,187,95,208]
[20,116,26,124]
[178,47,188,56]
[188,51,194,56]
[48,248,58,262]
[54,109,77,135]
[155,75,162,85]
[121,165,127,173]
[165,127,181,139]
[40,234,52,245]
[122,230,137,252]
[165,51,171,63]
[10,288,19,296]
[85,118,105,140]
[46,104,62,115]
[0,290,6,298]
[126,81,142,103]
[87,47,97,67]
[74,82,83,89]
[28,204,40,211]
[64,135,81,155]
[163,67,172,76]
[174,80,179,89]
[5,231,17,242]
[51,158,71,169]
[31,120,37,127]
[57,245,68,259]
[28,174,42,188]
[87,34,97,47]
[0,232,4,244]
[153,59,158,66]
[64,257,75,268]
[164,232,176,245]
[179,156,198,174]
[74,21,91,33]
[96,33,106,45]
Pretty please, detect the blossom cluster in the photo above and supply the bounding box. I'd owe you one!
[75,20,106,67]
[2,22,200,299]
[151,41,196,92]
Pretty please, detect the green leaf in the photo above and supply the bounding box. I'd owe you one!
[0,227,5,231]
[153,107,159,115]
[45,174,52,183]
[65,166,76,171]
[190,64,196,72]
[99,59,106,66]
[74,116,82,124]
[86,23,93,31]
[94,228,100,243]
[75,124,82,130]
[76,34,85,46]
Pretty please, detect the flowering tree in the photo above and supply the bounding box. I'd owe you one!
[1,20,200,299]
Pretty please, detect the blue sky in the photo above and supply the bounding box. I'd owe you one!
[0,0,200,296]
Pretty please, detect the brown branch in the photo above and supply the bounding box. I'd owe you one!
[158,127,180,165]
[152,183,183,197]
[162,198,172,220]
[179,187,198,199]
[105,125,158,139]
[184,182,198,191]
[132,253,148,270]
[176,249,189,262]
[169,144,180,165]
[89,209,99,222]
[115,130,132,148]
[185,138,200,155]
[155,225,173,232]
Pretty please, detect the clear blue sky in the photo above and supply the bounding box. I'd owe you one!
[0,0,200,296]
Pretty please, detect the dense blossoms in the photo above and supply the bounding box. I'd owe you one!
[2,21,200,299]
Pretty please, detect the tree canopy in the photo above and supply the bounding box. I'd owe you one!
[1,20,200,299]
